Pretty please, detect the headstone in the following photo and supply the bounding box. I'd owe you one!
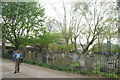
[36,53,42,62]
[62,53,65,58]
[52,56,55,64]
[84,55,94,71]
[54,54,63,66]
[118,56,120,74]
[62,55,72,67]
[28,51,32,61]
[48,55,53,65]
[46,55,49,64]
[32,52,36,61]
[79,55,85,67]
[93,55,101,67]
[72,53,78,62]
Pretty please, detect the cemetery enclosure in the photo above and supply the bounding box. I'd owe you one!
[3,46,120,74]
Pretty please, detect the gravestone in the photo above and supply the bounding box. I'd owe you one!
[36,53,42,62]
[62,55,72,67]
[54,54,63,66]
[62,53,65,58]
[28,51,32,61]
[72,53,78,62]
[84,55,94,71]
[93,55,102,67]
[101,55,107,66]
[48,56,53,65]
[118,56,120,74]
[31,52,36,61]
[79,55,85,67]
[46,55,49,64]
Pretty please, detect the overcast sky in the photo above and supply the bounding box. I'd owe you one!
[38,0,118,45]
[39,0,117,19]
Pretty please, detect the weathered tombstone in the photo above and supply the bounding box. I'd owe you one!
[32,52,36,61]
[93,54,101,67]
[79,55,85,67]
[118,55,120,74]
[84,55,94,71]
[72,53,78,62]
[28,51,32,61]
[36,53,42,62]
[62,53,65,58]
[62,55,72,67]
[101,55,107,66]
[52,56,55,64]
[54,54,63,66]
[46,55,49,64]
[100,55,110,72]
[48,56,53,65]
[41,53,47,63]
[25,51,28,59]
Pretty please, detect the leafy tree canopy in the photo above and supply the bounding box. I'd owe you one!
[2,2,45,49]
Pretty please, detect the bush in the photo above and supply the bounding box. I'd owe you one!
[70,62,80,66]
[79,70,88,75]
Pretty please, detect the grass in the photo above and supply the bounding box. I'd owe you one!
[23,59,74,72]
[70,62,80,66]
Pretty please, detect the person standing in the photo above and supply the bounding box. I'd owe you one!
[13,49,23,74]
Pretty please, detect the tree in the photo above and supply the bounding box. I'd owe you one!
[69,2,86,53]
[98,4,117,55]
[91,43,120,54]
[28,30,60,63]
[46,17,59,33]
[2,2,45,49]
[51,1,84,54]
[50,1,74,54]
[73,1,116,54]
[103,19,117,55]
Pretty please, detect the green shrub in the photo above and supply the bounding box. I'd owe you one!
[99,72,118,78]
[79,70,88,75]
[70,62,80,66]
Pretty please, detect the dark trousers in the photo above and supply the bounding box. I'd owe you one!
[15,59,20,72]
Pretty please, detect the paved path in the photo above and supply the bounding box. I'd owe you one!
[1,58,94,78]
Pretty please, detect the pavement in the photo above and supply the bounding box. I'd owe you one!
[1,58,94,78]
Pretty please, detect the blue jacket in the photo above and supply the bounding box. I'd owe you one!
[13,52,23,62]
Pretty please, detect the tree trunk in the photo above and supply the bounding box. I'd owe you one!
[74,39,78,53]
[65,39,69,54]
[106,39,111,55]
[98,33,101,54]
[82,37,96,54]
[71,37,78,53]
[2,37,6,54]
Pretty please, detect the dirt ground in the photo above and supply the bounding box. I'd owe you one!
[1,58,96,78]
